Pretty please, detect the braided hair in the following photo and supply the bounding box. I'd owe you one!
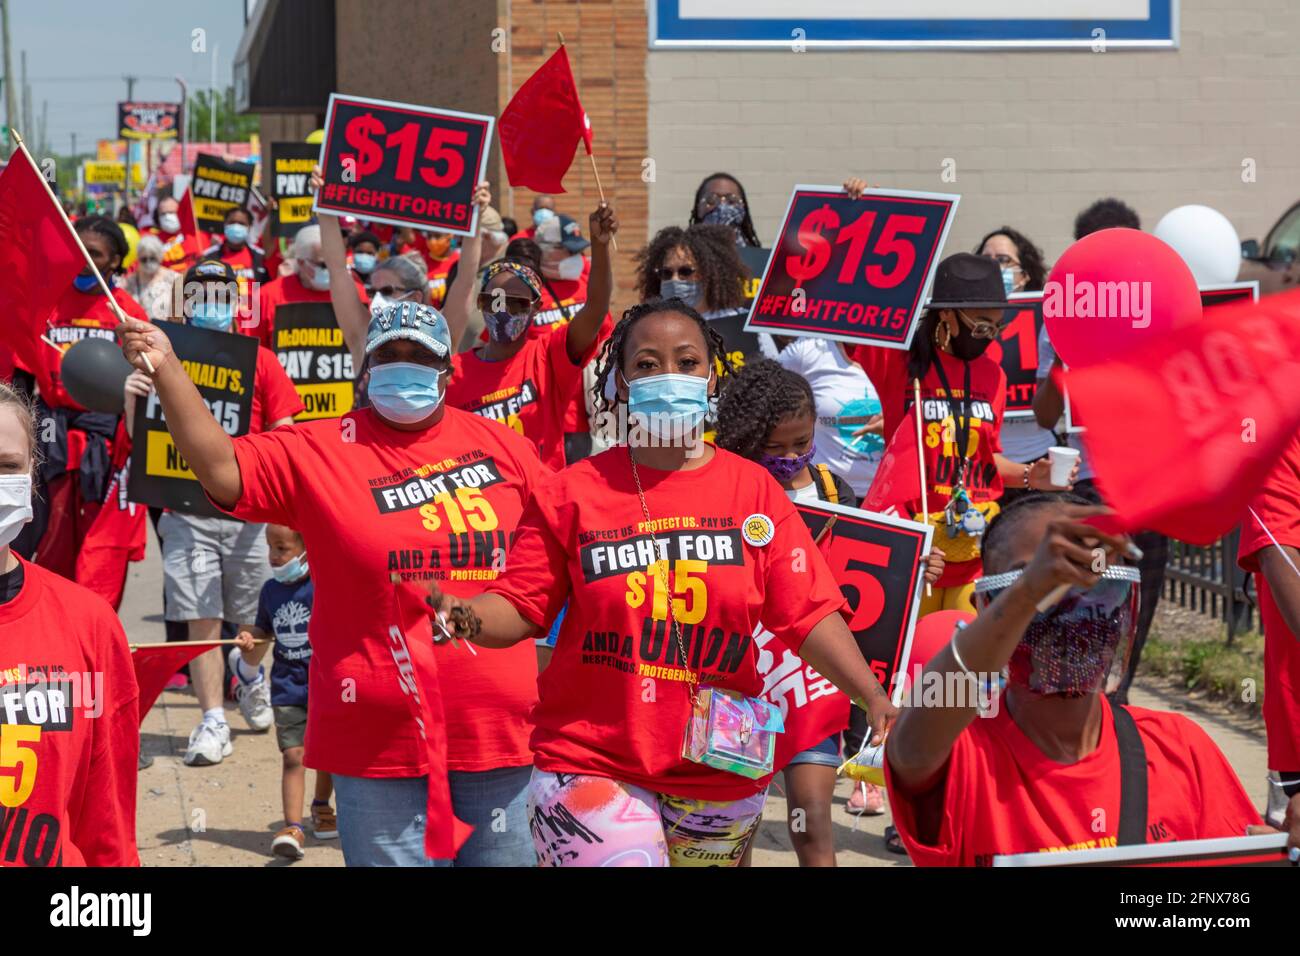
[635,224,747,312]
[592,298,734,413]
[714,358,815,461]
[981,491,1095,574]
[689,171,761,248]
[73,215,129,275]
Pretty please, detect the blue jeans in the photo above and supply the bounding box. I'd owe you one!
[448,764,537,867]
[333,775,450,867]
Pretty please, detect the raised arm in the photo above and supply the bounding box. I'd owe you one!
[310,165,372,366]
[886,506,1126,797]
[441,182,492,348]
[565,203,619,363]
[118,319,243,509]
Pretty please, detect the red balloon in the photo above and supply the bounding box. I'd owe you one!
[1042,228,1201,368]
[907,609,975,673]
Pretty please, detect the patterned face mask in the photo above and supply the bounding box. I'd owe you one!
[758,445,816,483]
[975,565,1140,697]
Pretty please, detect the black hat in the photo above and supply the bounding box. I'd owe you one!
[925,253,1008,311]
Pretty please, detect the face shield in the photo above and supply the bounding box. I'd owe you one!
[973,564,1140,698]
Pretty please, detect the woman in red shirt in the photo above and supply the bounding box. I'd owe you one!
[31,216,148,587]
[120,299,549,867]
[884,494,1269,866]
[0,383,139,867]
[427,300,899,867]
[444,204,616,470]
[842,179,1073,615]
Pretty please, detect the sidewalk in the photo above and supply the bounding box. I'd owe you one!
[121,539,1271,867]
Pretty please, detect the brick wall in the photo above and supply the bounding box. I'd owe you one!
[502,0,649,304]
[646,0,1300,266]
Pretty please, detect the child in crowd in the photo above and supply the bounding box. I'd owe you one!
[233,525,334,860]
[716,359,943,865]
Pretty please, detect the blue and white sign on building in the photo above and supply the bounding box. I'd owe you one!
[649,0,1178,50]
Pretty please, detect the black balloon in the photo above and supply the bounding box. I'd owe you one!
[60,336,133,414]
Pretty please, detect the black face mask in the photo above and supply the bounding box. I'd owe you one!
[950,323,993,361]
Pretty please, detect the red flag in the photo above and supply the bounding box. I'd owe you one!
[863,413,923,515]
[178,188,199,238]
[132,642,227,725]
[499,46,592,194]
[0,146,86,377]
[1066,288,1300,544]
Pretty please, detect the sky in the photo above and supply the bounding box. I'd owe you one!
[3,0,252,153]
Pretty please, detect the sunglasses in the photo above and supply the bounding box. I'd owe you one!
[372,286,419,299]
[657,265,697,281]
[477,292,537,316]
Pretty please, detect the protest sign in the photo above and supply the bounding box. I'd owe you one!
[190,153,256,232]
[128,323,258,518]
[993,833,1291,867]
[273,302,355,421]
[83,161,126,186]
[315,94,493,237]
[745,186,958,350]
[795,501,932,702]
[118,101,181,140]
[988,291,1044,419]
[269,141,319,238]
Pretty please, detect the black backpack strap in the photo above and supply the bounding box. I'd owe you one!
[1112,704,1149,846]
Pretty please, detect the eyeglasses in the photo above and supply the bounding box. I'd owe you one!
[372,286,419,299]
[957,311,1005,340]
[699,193,742,210]
[657,265,697,281]
[138,257,160,265]
[477,292,537,316]
[986,253,1021,269]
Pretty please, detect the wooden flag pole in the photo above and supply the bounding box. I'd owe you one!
[129,639,270,651]
[557,34,617,253]
[10,129,154,373]
[914,378,932,597]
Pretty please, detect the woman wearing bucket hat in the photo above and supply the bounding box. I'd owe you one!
[118,299,551,867]
[842,178,1075,617]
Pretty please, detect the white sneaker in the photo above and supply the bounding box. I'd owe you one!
[184,719,233,766]
[1266,772,1290,829]
[229,647,273,733]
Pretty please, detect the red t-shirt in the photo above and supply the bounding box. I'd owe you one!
[885,695,1262,867]
[1238,433,1300,573]
[201,241,266,300]
[850,346,1006,587]
[253,273,365,350]
[0,556,139,867]
[447,325,595,470]
[143,226,205,275]
[39,287,148,410]
[487,445,848,801]
[427,251,459,309]
[250,347,305,432]
[218,406,548,781]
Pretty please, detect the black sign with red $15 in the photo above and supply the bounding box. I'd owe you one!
[315,94,494,237]
[745,186,958,351]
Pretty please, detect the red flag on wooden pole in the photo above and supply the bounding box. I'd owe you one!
[499,45,593,194]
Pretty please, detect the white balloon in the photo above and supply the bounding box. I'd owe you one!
[1152,204,1241,286]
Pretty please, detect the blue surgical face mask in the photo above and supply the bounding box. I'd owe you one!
[191,300,234,331]
[271,551,309,584]
[310,265,330,290]
[352,252,377,275]
[660,278,701,308]
[224,222,249,245]
[532,208,556,228]
[368,360,444,425]
[623,369,714,439]
[73,272,102,294]
[1001,267,1017,295]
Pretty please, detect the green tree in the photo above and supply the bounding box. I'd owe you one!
[187,86,259,143]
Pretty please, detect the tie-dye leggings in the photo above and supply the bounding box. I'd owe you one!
[528,768,767,867]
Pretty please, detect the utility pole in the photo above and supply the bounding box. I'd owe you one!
[124,74,136,101]
[70,130,75,158]
[209,43,218,143]
[37,96,45,154]
[0,0,14,155]
[19,47,29,145]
